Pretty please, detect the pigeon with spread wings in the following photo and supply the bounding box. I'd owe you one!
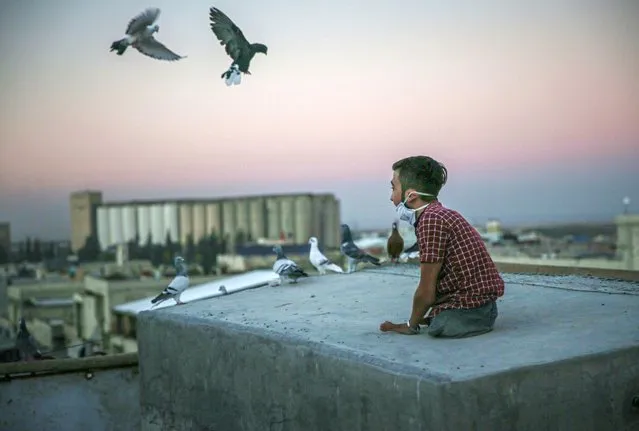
[208,6,268,86]
[110,7,186,62]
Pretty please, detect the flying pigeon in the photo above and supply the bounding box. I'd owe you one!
[400,242,420,262]
[272,245,308,284]
[387,222,405,264]
[208,6,268,86]
[151,256,190,307]
[15,318,45,361]
[340,224,381,273]
[308,237,344,275]
[110,7,186,61]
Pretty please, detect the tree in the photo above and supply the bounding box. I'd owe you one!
[32,238,42,262]
[196,233,219,274]
[128,233,141,260]
[78,234,100,262]
[143,233,153,260]
[235,230,247,248]
[164,232,175,264]
[0,245,8,264]
[184,234,196,263]
[25,237,33,262]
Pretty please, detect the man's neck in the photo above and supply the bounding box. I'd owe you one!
[411,198,436,220]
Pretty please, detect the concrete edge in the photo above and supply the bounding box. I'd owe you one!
[495,262,639,282]
[138,310,454,384]
[0,352,138,377]
[140,309,639,386]
[451,343,639,383]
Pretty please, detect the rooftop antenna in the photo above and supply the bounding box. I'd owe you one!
[622,196,631,214]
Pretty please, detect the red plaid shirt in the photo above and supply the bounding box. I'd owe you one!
[415,201,504,317]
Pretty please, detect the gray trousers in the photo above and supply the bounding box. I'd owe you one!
[426,300,498,338]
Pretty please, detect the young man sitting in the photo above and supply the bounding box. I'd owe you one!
[380,156,505,338]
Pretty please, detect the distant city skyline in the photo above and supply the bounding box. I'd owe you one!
[1,0,638,239]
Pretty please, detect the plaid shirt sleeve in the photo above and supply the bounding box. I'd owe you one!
[417,214,449,263]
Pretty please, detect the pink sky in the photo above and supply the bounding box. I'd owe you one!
[0,0,638,238]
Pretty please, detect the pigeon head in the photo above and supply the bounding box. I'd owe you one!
[153,24,160,33]
[340,224,353,242]
[392,222,398,230]
[18,318,27,332]
[174,256,185,266]
[252,43,268,55]
[308,237,318,245]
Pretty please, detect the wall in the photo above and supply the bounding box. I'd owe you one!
[0,355,139,431]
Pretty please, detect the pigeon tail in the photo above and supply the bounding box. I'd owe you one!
[110,39,128,55]
[151,292,170,304]
[324,263,344,273]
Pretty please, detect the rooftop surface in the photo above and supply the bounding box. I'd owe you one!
[149,265,639,382]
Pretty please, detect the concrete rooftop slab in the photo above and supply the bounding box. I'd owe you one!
[146,266,639,382]
[137,266,639,430]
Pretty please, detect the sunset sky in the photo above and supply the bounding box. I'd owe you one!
[1,0,638,239]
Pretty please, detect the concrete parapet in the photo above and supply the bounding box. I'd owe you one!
[137,267,639,431]
[0,353,139,431]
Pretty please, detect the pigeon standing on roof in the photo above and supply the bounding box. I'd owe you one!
[399,242,420,263]
[387,222,405,264]
[272,245,308,284]
[308,237,344,275]
[151,256,190,307]
[15,318,44,361]
[340,224,381,274]
[110,7,186,61]
[208,6,268,86]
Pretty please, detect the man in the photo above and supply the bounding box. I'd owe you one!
[380,156,505,338]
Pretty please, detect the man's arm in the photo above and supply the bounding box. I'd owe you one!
[408,262,442,327]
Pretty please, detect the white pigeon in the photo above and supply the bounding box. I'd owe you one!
[308,237,344,275]
[151,256,190,307]
[110,7,186,61]
[224,65,242,87]
[272,245,309,284]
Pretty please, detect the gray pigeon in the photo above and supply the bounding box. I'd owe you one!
[110,7,186,61]
[209,6,268,86]
[151,256,190,306]
[272,245,308,284]
[15,318,43,361]
[340,224,381,273]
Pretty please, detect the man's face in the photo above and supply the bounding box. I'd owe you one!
[390,171,403,206]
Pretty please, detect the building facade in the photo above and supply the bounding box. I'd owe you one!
[69,191,103,252]
[615,214,639,270]
[93,193,341,251]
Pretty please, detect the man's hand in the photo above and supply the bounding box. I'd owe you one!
[379,321,418,335]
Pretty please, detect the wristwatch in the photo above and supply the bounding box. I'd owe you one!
[406,320,421,334]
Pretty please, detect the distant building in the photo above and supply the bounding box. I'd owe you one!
[92,192,341,251]
[615,213,639,270]
[69,190,103,252]
[0,222,10,261]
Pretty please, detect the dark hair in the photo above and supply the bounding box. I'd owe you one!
[392,156,448,197]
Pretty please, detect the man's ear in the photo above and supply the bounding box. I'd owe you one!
[403,188,417,203]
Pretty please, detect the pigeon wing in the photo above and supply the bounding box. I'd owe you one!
[126,7,161,35]
[209,7,252,66]
[134,37,185,61]
[341,242,367,260]
[167,275,189,293]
